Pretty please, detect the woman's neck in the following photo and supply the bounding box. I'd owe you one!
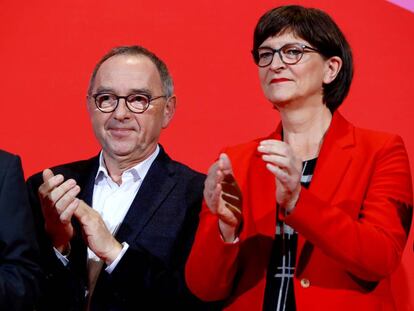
[279,105,332,161]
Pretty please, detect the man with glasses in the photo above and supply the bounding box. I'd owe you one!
[27,46,217,310]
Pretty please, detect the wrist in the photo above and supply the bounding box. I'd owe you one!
[280,187,301,214]
[103,241,123,265]
[218,219,240,243]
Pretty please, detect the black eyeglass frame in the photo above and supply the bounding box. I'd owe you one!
[90,93,167,114]
[253,43,320,67]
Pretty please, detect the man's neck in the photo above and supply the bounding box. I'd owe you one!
[102,145,158,185]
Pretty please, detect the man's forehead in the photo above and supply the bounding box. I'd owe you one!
[99,54,156,72]
[92,54,162,92]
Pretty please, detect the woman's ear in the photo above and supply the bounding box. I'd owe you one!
[323,56,342,84]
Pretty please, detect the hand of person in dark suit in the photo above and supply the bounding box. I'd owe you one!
[258,140,302,213]
[38,169,80,253]
[74,200,123,265]
[204,153,242,242]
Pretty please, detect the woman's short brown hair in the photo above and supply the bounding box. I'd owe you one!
[252,5,353,112]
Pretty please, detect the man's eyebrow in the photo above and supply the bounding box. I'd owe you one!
[94,86,115,94]
[129,88,153,95]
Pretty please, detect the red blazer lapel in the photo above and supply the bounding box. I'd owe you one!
[296,112,356,269]
[308,112,355,203]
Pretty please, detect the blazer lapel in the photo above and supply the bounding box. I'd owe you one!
[296,112,356,271]
[115,147,177,243]
[308,112,355,201]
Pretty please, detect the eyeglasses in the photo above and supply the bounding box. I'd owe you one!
[253,43,320,67]
[91,93,167,114]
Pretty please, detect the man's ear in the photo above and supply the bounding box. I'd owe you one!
[162,95,176,128]
[86,95,94,115]
[323,56,342,84]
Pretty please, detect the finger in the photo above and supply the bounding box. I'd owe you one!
[73,200,91,220]
[224,202,242,216]
[257,143,289,157]
[207,161,219,176]
[259,139,286,147]
[49,179,78,203]
[59,198,80,224]
[266,163,296,187]
[261,154,290,170]
[55,185,81,213]
[218,153,233,176]
[39,174,65,197]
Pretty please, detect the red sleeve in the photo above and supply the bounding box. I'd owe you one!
[185,200,241,301]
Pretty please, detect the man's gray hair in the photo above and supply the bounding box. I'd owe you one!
[87,45,174,98]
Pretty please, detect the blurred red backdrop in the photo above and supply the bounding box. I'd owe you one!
[1,0,413,309]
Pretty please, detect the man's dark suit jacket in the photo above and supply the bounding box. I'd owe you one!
[0,150,41,310]
[27,147,221,311]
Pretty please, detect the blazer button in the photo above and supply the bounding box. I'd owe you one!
[300,278,310,288]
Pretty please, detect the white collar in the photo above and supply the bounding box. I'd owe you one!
[95,145,160,184]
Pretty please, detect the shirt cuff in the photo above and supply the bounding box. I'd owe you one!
[54,247,70,266]
[105,242,129,274]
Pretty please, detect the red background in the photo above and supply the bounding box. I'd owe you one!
[1,0,413,309]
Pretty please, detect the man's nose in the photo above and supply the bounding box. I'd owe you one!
[113,98,131,119]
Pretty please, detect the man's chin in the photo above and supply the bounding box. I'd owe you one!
[103,146,135,159]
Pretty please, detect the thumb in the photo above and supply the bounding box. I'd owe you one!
[73,200,90,221]
[218,153,234,176]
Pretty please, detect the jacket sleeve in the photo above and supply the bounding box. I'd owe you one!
[0,154,41,311]
[26,171,87,311]
[185,200,241,302]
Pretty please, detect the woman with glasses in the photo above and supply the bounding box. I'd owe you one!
[185,5,412,311]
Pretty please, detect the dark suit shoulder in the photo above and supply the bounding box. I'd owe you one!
[169,159,205,179]
[0,149,19,170]
[27,156,98,188]
[157,147,205,186]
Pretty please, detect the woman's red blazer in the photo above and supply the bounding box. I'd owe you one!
[186,112,413,310]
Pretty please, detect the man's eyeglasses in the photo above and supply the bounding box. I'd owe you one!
[253,43,320,67]
[91,93,167,114]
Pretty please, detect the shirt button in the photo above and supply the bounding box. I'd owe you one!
[300,278,310,288]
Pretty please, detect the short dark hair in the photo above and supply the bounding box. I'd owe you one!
[88,45,174,97]
[252,5,353,112]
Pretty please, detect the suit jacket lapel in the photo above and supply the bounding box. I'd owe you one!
[115,147,177,243]
[78,157,99,206]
